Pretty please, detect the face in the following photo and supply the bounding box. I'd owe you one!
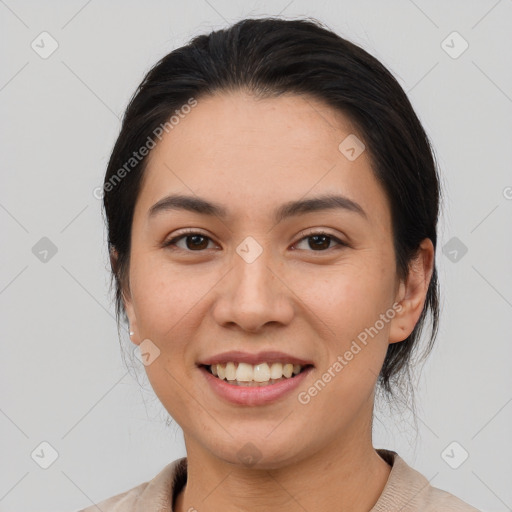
[122,91,421,468]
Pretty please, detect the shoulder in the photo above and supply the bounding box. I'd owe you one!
[73,457,187,512]
[421,485,482,512]
[75,481,149,512]
[373,449,481,512]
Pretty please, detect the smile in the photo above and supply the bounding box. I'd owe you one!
[204,361,311,386]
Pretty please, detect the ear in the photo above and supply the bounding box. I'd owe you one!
[110,247,139,345]
[388,238,435,344]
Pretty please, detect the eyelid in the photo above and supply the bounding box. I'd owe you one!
[163,227,347,252]
[294,228,345,243]
[162,228,216,248]
[293,228,347,250]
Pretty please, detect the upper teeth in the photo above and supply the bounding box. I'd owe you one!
[210,362,303,382]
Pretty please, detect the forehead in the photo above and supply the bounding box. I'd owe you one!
[135,91,391,231]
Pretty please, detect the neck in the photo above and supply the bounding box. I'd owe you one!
[175,431,391,512]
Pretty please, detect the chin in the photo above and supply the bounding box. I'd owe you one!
[204,433,308,471]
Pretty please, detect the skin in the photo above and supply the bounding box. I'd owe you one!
[117,90,434,512]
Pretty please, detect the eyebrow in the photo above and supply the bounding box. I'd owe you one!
[148,193,367,223]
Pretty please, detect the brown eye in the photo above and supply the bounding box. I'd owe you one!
[294,231,346,252]
[163,232,215,251]
[184,234,210,250]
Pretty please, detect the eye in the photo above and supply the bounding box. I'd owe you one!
[293,230,347,252]
[163,229,217,251]
[162,229,347,253]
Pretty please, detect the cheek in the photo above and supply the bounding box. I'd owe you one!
[131,245,187,301]
[294,257,395,338]
[129,261,200,422]
[293,254,395,400]
[129,257,196,344]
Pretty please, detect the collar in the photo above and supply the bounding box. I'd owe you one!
[120,448,474,511]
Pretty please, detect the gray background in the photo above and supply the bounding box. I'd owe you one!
[1,1,511,511]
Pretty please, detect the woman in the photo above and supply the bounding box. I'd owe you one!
[80,17,480,512]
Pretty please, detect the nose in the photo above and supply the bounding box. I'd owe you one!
[211,243,295,333]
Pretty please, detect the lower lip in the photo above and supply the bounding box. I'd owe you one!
[199,365,313,406]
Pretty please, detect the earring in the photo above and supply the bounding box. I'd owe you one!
[129,330,134,336]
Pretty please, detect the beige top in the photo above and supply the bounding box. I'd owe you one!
[77,449,481,511]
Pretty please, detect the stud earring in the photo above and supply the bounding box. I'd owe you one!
[129,330,134,336]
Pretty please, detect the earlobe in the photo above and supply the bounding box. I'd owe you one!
[111,247,139,344]
[123,289,139,345]
[388,238,435,344]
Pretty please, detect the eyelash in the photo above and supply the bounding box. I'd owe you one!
[162,228,347,253]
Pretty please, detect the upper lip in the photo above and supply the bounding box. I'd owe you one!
[198,350,314,367]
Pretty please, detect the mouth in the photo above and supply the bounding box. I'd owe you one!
[200,362,314,387]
